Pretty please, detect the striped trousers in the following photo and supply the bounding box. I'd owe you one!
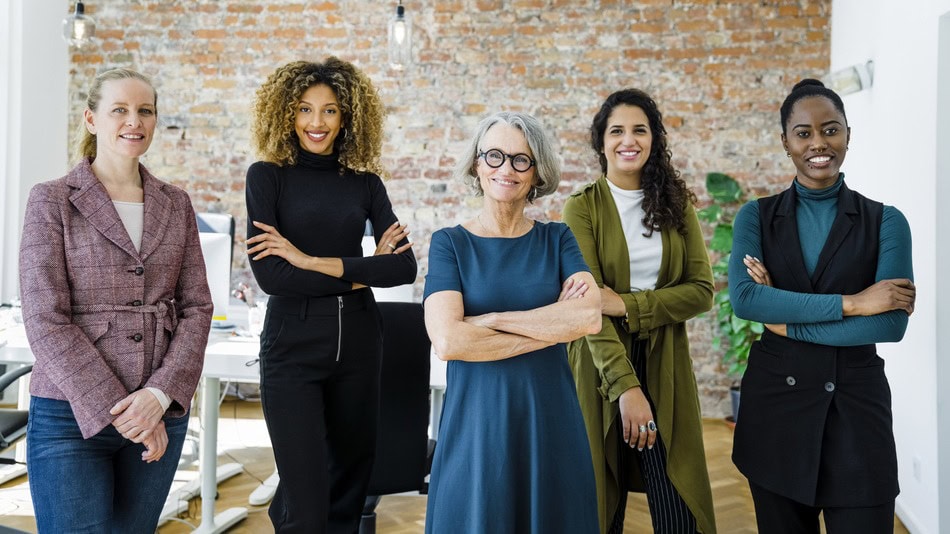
[609,339,699,534]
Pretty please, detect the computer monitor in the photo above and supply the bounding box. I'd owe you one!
[199,232,233,328]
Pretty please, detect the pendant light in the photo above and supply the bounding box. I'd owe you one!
[63,1,96,48]
[388,1,411,70]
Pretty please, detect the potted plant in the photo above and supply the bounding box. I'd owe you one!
[698,172,763,424]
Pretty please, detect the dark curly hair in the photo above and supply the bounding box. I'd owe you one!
[590,88,696,236]
[779,78,848,135]
[251,58,385,176]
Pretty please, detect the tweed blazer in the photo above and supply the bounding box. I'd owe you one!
[19,158,212,438]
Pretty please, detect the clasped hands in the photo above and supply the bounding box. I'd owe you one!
[110,389,167,463]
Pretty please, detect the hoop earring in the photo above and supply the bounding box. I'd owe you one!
[528,187,538,202]
[339,128,347,142]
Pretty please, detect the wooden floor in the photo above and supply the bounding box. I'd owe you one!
[0,400,910,533]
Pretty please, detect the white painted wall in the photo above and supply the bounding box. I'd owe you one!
[831,1,950,532]
[0,1,69,303]
[937,13,950,533]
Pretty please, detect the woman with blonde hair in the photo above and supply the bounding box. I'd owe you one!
[245,57,417,532]
[20,67,212,532]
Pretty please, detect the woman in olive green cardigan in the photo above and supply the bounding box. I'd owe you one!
[563,89,716,534]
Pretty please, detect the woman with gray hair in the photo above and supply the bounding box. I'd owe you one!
[423,111,601,533]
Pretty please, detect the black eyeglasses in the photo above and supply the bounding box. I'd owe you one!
[477,149,536,172]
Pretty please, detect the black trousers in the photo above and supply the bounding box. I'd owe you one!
[611,339,698,534]
[750,481,895,534]
[259,291,383,534]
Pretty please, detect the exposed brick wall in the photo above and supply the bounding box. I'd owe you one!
[67,0,831,417]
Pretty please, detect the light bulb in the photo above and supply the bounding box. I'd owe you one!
[63,2,96,48]
[388,3,412,70]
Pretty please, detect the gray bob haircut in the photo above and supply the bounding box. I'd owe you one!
[452,111,561,202]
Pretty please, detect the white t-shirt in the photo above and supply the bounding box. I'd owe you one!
[113,200,145,252]
[605,180,662,291]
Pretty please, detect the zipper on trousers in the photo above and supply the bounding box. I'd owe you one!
[336,296,343,361]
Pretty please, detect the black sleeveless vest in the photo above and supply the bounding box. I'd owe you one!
[732,180,898,507]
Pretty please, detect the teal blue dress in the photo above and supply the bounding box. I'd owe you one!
[423,222,598,534]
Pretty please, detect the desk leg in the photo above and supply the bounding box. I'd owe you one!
[248,469,279,506]
[193,376,247,533]
[430,387,445,439]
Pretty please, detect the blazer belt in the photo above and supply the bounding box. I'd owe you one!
[71,300,178,351]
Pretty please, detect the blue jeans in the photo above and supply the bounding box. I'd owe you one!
[26,396,189,534]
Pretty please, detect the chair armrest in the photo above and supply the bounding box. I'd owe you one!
[0,365,32,393]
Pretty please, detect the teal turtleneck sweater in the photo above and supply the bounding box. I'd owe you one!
[729,175,913,346]
[245,148,416,298]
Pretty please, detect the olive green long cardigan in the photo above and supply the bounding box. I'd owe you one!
[563,177,717,534]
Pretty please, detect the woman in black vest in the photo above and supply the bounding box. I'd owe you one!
[728,79,916,533]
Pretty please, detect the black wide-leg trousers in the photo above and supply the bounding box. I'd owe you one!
[259,290,382,534]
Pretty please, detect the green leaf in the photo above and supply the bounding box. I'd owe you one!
[706,172,744,203]
[750,322,765,334]
[710,224,733,252]
[730,313,747,331]
[697,205,722,223]
[714,289,731,305]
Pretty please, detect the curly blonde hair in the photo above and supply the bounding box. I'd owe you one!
[251,58,386,176]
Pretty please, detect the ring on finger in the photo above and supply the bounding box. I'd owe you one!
[638,424,647,433]
[647,420,657,432]
[387,243,396,250]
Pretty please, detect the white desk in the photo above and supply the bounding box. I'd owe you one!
[193,332,261,533]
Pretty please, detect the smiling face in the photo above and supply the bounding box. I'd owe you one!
[782,95,851,189]
[294,83,342,156]
[83,78,157,162]
[602,104,653,189]
[476,123,536,204]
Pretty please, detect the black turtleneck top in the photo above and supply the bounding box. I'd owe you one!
[245,149,417,298]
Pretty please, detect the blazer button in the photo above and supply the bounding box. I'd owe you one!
[824,382,835,392]
[131,333,143,343]
[130,300,143,306]
[134,267,144,276]
[785,376,796,386]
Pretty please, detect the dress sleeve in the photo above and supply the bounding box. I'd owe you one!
[728,200,842,323]
[557,223,591,280]
[562,194,639,401]
[339,175,417,287]
[245,162,352,296]
[423,229,462,301]
[620,205,714,337]
[787,206,913,345]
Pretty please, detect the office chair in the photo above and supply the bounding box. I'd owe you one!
[0,365,32,456]
[359,302,434,534]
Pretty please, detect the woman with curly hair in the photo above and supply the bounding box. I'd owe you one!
[245,57,417,533]
[563,88,717,534]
